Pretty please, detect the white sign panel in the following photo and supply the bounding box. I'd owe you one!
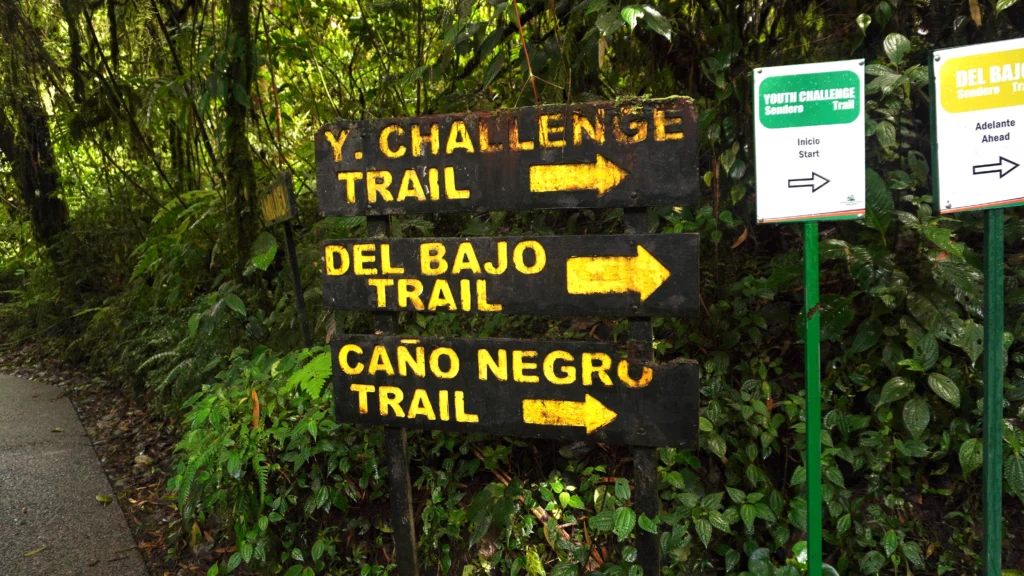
[934,38,1024,213]
[754,60,866,223]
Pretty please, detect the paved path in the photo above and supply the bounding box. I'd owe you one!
[0,372,147,576]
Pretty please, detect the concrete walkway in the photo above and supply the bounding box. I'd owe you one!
[0,372,147,575]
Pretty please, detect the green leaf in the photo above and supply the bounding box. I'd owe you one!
[620,5,644,30]
[859,550,886,574]
[707,510,731,533]
[637,513,658,534]
[590,510,614,531]
[615,477,631,501]
[902,541,925,568]
[865,169,893,235]
[836,513,852,534]
[903,397,931,439]
[1007,455,1024,495]
[740,504,756,531]
[876,121,897,148]
[882,529,899,557]
[694,517,712,547]
[188,314,201,337]
[291,547,304,562]
[613,506,636,540]
[207,564,219,576]
[228,552,242,571]
[641,6,671,40]
[856,13,871,33]
[914,333,939,371]
[880,377,914,404]
[250,231,279,271]
[595,9,625,35]
[996,0,1020,14]
[883,33,911,65]
[224,294,246,317]
[959,438,983,476]
[928,373,961,408]
[699,416,714,432]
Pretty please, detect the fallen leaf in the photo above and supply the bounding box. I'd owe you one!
[51,428,64,433]
[96,494,113,505]
[730,227,749,249]
[23,546,46,557]
[134,454,155,466]
[968,0,981,26]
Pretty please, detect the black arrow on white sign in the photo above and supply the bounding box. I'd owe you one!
[973,156,1019,178]
[787,172,830,192]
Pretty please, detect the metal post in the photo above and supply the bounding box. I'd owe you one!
[367,215,419,576]
[804,221,822,576]
[625,208,660,575]
[283,220,312,348]
[983,208,1004,576]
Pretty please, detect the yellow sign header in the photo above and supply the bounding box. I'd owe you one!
[940,47,1024,113]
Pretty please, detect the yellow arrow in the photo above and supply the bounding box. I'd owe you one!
[566,246,670,301]
[522,394,617,434]
[529,154,628,196]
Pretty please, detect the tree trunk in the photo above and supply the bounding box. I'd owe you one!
[225,0,257,279]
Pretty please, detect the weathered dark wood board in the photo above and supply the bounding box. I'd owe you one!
[321,233,698,317]
[332,335,699,447]
[315,99,698,216]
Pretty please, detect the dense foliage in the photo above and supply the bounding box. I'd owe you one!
[2,0,1024,574]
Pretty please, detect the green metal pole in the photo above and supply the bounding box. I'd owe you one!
[804,221,822,576]
[983,208,1004,576]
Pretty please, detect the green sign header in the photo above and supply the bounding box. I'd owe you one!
[758,70,860,129]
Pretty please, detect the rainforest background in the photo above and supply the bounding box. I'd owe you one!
[1,0,1024,574]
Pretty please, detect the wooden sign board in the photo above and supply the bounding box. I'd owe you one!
[321,234,698,317]
[332,335,699,447]
[260,172,298,225]
[315,99,698,216]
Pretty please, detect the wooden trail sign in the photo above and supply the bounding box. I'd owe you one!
[321,233,698,317]
[315,100,697,216]
[259,172,299,225]
[332,335,698,447]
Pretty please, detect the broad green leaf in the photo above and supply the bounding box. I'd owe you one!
[876,121,897,148]
[1006,455,1024,495]
[903,397,930,439]
[224,294,246,317]
[250,231,279,271]
[694,517,712,547]
[615,477,631,501]
[188,314,201,337]
[959,438,983,476]
[613,506,636,540]
[620,5,644,30]
[595,9,625,35]
[642,6,671,40]
[902,541,925,567]
[740,504,756,531]
[699,416,714,432]
[880,376,914,404]
[637,513,658,534]
[836,513,852,533]
[856,13,871,34]
[996,0,1020,14]
[882,529,899,557]
[859,550,886,574]
[590,509,614,531]
[883,33,911,65]
[928,373,961,408]
[865,169,893,235]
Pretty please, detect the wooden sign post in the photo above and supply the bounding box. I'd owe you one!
[315,99,699,574]
[931,38,1024,575]
[259,172,312,348]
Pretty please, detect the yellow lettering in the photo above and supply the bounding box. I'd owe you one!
[509,118,535,151]
[476,280,502,311]
[379,386,405,417]
[368,345,395,376]
[543,351,576,385]
[430,347,460,379]
[427,279,457,311]
[353,244,378,275]
[381,245,405,274]
[444,167,470,200]
[397,346,426,377]
[366,171,394,202]
[420,243,448,275]
[396,170,427,202]
[445,120,476,154]
[406,389,437,420]
[582,353,613,386]
[337,172,364,204]
[478,349,508,381]
[367,278,393,307]
[455,391,479,422]
[573,110,605,145]
[451,243,481,274]
[654,110,684,141]
[614,111,648,144]
[324,129,349,162]
[513,350,539,383]
[379,125,407,158]
[513,241,546,274]
[397,279,425,310]
[350,384,375,414]
[617,360,653,388]
[325,246,350,276]
[411,124,440,156]
[428,168,441,201]
[460,279,472,311]
[339,344,364,375]
[483,242,507,274]
[539,113,566,148]
[478,120,503,152]
[439,390,450,421]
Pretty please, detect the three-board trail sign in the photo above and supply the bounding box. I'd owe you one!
[332,335,698,447]
[315,100,697,215]
[316,99,700,575]
[321,234,698,317]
